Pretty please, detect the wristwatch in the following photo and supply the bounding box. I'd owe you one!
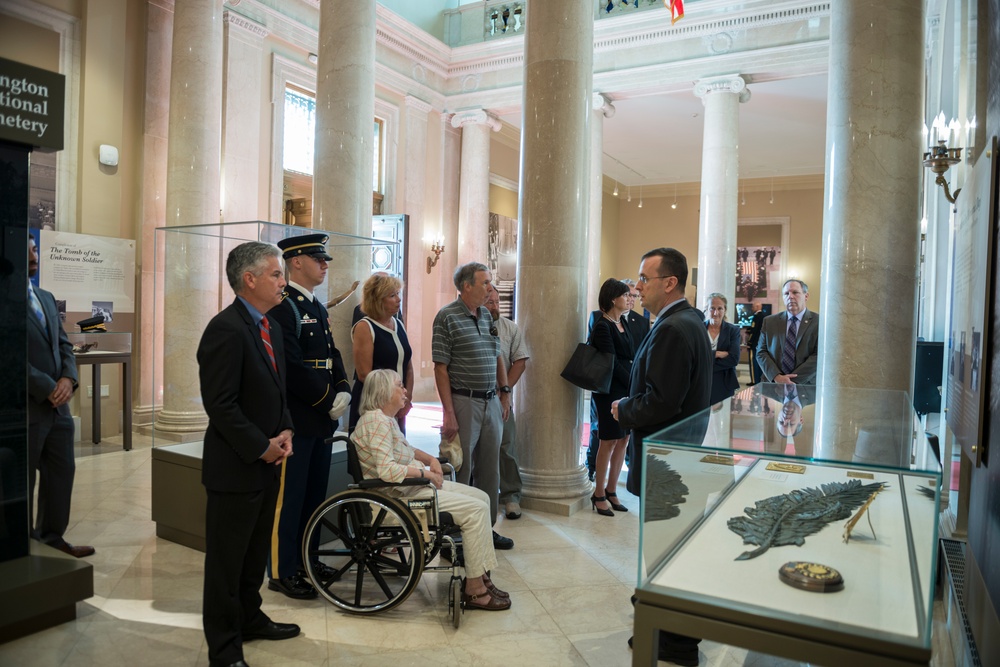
[499,385,512,394]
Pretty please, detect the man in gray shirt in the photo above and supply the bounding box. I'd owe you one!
[432,262,513,549]
[485,285,529,520]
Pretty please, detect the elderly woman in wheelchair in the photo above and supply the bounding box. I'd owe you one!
[350,368,512,612]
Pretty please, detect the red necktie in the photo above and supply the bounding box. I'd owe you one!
[260,315,277,373]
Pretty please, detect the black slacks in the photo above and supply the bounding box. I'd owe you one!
[203,481,279,664]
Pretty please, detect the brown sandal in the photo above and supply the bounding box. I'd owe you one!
[464,576,509,599]
[462,588,511,611]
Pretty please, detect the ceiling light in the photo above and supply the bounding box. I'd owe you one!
[638,186,643,208]
[613,180,619,197]
[627,185,631,202]
[769,176,774,205]
[671,182,678,209]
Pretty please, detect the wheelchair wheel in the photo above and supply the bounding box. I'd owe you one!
[448,576,463,628]
[303,490,424,614]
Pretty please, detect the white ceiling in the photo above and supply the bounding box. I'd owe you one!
[499,73,829,187]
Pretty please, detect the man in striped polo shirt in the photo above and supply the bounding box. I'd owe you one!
[432,262,514,550]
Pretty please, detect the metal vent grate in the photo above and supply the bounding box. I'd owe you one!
[940,539,981,666]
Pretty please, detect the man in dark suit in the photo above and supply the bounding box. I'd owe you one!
[612,247,711,667]
[621,279,651,348]
[266,234,350,599]
[26,237,94,558]
[756,279,819,385]
[198,241,299,667]
[746,301,766,384]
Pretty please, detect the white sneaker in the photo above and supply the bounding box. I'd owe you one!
[505,501,522,519]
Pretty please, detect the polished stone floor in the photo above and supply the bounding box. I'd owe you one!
[1,393,959,666]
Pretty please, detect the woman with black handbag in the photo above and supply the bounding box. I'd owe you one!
[589,278,635,516]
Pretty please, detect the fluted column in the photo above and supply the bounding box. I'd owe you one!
[313,0,376,379]
[516,0,594,511]
[818,0,923,390]
[695,75,749,318]
[154,0,224,436]
[221,11,268,222]
[135,0,173,427]
[588,93,615,308]
[451,109,500,266]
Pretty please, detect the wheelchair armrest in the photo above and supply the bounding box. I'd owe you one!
[324,434,352,446]
[354,477,432,490]
[438,459,456,482]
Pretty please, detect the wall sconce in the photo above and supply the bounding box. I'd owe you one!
[923,140,963,205]
[426,238,445,273]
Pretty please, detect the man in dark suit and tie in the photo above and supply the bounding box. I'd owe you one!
[26,237,94,558]
[755,279,819,385]
[266,234,350,600]
[197,241,299,667]
[746,301,766,385]
[612,247,711,667]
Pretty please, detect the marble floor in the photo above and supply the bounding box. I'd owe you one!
[1,391,960,666]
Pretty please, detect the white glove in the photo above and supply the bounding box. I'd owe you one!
[329,391,351,420]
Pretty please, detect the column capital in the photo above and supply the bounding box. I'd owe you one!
[694,74,751,103]
[592,93,616,118]
[404,95,433,114]
[223,10,269,40]
[450,108,501,131]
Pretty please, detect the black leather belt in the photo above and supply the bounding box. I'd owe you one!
[451,386,496,400]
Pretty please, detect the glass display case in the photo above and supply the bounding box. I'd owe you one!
[634,384,941,666]
[148,221,395,550]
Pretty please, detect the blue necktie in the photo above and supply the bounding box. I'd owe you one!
[28,284,46,326]
[781,316,798,374]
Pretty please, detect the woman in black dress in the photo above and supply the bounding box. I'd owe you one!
[590,278,634,516]
[348,274,413,432]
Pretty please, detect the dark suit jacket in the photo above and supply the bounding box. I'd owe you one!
[624,310,650,350]
[747,309,765,348]
[618,300,712,496]
[198,298,294,494]
[268,285,348,437]
[27,285,78,422]
[755,309,819,384]
[708,320,742,404]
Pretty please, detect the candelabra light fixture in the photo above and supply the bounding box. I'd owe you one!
[426,238,445,274]
[922,112,969,205]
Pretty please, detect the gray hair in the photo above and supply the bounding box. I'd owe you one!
[226,241,281,294]
[359,368,400,415]
[453,262,489,291]
[705,292,728,309]
[782,278,809,293]
[621,278,637,287]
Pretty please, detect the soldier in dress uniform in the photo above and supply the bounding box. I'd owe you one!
[266,233,351,599]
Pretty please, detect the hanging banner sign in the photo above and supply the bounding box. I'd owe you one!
[0,56,65,151]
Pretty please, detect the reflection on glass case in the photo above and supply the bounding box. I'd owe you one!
[150,221,396,448]
[67,331,132,355]
[635,384,941,666]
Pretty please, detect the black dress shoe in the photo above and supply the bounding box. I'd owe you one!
[301,561,337,584]
[209,660,249,667]
[242,620,300,641]
[51,541,96,558]
[492,531,514,550]
[268,574,317,600]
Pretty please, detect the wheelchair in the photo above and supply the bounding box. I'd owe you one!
[301,434,467,627]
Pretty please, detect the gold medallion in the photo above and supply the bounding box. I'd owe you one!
[778,561,844,593]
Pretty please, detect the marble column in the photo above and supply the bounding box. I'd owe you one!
[451,109,500,267]
[818,0,923,391]
[221,12,268,222]
[403,95,432,395]
[516,0,594,512]
[695,74,749,318]
[313,0,376,380]
[588,93,615,308]
[154,0,224,436]
[135,0,173,427]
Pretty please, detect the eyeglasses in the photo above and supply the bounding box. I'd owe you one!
[637,274,673,284]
